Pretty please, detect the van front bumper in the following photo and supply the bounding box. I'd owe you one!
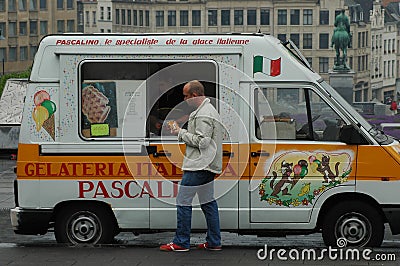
[10,207,53,235]
[383,206,400,235]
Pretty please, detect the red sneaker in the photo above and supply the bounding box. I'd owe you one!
[160,242,189,252]
[197,242,222,251]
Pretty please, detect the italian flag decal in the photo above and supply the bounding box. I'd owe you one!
[253,56,281,77]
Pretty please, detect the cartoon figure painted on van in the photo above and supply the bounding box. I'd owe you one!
[258,150,353,207]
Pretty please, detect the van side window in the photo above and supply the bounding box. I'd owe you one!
[255,87,344,141]
[80,61,217,140]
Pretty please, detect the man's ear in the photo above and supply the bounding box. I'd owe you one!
[192,92,198,97]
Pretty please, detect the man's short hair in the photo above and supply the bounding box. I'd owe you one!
[188,80,205,96]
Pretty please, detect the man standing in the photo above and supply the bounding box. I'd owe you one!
[160,80,223,252]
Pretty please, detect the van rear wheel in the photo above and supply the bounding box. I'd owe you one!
[322,201,384,247]
[55,205,115,245]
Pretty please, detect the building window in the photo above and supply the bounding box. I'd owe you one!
[392,59,395,77]
[208,10,217,26]
[29,20,38,36]
[85,11,89,25]
[319,33,329,49]
[67,20,74,32]
[9,0,16,11]
[320,10,329,25]
[234,10,243,25]
[9,47,17,61]
[0,0,4,11]
[168,10,176,26]
[121,9,125,25]
[362,32,366,47]
[9,22,16,36]
[139,10,143,26]
[133,10,137,26]
[127,10,131,25]
[319,57,329,73]
[57,0,63,10]
[247,9,256,25]
[303,9,312,25]
[0,22,5,37]
[100,7,104,20]
[40,20,47,35]
[18,0,26,11]
[107,7,111,21]
[29,0,36,10]
[192,10,201,26]
[57,20,64,33]
[66,0,72,9]
[156,11,164,27]
[126,9,132,25]
[290,9,299,25]
[20,46,27,61]
[145,10,149,26]
[290,33,299,47]
[92,11,96,25]
[19,22,27,35]
[278,10,287,25]
[0,48,6,62]
[115,9,120,24]
[29,45,37,59]
[221,10,230,26]
[303,33,312,49]
[180,10,188,26]
[260,9,270,25]
[277,34,286,42]
[39,0,45,10]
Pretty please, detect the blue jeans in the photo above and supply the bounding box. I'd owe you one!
[173,170,221,249]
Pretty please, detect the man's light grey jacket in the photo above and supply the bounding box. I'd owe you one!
[178,98,222,174]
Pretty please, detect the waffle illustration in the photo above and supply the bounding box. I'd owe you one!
[82,85,111,123]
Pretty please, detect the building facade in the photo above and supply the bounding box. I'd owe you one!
[107,0,373,102]
[0,0,78,74]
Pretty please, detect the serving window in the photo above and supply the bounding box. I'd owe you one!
[79,60,217,140]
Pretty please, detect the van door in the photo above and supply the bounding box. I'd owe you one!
[248,84,357,223]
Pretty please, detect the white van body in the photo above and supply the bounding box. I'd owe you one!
[10,34,400,247]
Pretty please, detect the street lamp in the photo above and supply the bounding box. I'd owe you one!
[0,30,4,76]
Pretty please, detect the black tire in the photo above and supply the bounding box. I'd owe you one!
[55,204,116,245]
[322,201,384,247]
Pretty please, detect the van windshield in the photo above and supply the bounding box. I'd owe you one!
[319,80,394,145]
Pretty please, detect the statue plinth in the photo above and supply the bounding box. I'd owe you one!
[333,61,351,72]
[328,70,355,104]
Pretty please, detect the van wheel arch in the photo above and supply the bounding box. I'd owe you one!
[317,193,385,247]
[53,200,119,244]
[317,192,385,228]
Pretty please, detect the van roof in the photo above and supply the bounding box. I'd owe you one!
[31,33,321,83]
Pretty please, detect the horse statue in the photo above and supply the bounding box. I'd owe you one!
[331,10,351,71]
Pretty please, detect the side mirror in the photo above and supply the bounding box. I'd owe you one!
[339,125,368,145]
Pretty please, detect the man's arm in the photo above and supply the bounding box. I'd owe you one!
[178,116,214,149]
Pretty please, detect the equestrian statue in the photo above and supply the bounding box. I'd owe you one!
[331,9,352,71]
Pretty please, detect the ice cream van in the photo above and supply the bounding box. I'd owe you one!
[10,33,400,247]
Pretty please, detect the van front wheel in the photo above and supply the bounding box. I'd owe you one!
[322,201,384,247]
[55,205,115,245]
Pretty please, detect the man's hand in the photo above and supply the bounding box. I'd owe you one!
[168,120,181,135]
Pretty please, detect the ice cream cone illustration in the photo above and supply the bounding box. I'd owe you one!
[42,114,55,140]
[32,90,56,140]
